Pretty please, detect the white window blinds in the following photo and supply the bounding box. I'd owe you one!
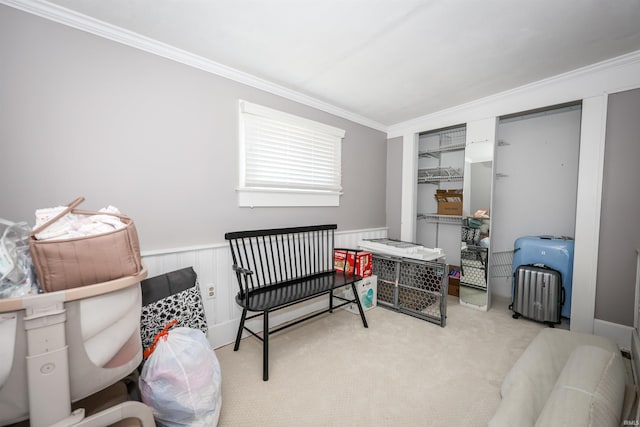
[238,101,345,206]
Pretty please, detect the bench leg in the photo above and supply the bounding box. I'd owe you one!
[263,311,269,381]
[351,282,369,328]
[329,289,334,313]
[234,308,247,351]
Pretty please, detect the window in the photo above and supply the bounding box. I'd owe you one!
[237,100,345,207]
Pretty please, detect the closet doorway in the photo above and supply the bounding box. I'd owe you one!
[490,102,582,300]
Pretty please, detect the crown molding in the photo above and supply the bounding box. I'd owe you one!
[388,48,640,137]
[1,0,389,133]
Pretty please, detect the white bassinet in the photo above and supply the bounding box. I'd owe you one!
[0,267,155,427]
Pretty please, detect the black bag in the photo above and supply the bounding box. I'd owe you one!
[140,267,208,350]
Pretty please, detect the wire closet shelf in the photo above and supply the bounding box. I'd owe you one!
[418,126,467,159]
[417,213,463,225]
[417,167,463,184]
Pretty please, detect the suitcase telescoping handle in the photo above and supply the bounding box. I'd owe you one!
[538,235,574,241]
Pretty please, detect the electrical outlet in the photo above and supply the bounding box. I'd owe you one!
[206,284,216,299]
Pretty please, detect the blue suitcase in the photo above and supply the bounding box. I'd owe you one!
[512,236,574,318]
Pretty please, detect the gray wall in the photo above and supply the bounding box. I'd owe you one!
[385,137,403,240]
[596,88,640,326]
[0,6,387,251]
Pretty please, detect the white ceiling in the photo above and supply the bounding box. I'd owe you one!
[38,0,640,128]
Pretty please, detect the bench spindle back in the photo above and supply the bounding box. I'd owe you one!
[226,224,337,297]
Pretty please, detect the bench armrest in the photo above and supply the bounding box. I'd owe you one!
[232,265,254,277]
[232,265,254,300]
[334,247,364,278]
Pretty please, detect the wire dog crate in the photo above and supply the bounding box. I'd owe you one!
[372,253,448,327]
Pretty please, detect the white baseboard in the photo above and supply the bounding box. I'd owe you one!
[593,318,634,351]
[207,318,241,349]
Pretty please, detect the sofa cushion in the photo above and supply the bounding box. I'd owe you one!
[489,328,623,427]
[488,381,540,427]
[534,345,626,427]
[501,329,620,398]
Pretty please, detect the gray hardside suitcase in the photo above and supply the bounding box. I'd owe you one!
[510,265,563,325]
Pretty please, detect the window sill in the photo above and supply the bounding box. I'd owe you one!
[237,187,341,207]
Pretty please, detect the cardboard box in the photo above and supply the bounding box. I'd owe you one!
[343,275,377,313]
[334,250,372,277]
[435,189,463,216]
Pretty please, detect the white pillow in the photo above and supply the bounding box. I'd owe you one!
[534,345,626,427]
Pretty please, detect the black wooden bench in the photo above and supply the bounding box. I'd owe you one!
[225,224,368,381]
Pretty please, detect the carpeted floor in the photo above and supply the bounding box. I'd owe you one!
[214,295,544,426]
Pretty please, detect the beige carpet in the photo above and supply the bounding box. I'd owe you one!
[214,295,544,426]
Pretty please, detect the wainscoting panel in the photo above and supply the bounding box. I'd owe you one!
[141,227,387,348]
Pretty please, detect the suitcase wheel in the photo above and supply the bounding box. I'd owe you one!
[512,313,520,319]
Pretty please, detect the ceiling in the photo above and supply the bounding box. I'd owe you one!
[37,0,640,128]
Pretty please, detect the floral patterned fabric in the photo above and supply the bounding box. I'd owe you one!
[139,267,208,351]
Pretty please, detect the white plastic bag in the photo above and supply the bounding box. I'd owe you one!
[0,219,39,298]
[140,325,222,427]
